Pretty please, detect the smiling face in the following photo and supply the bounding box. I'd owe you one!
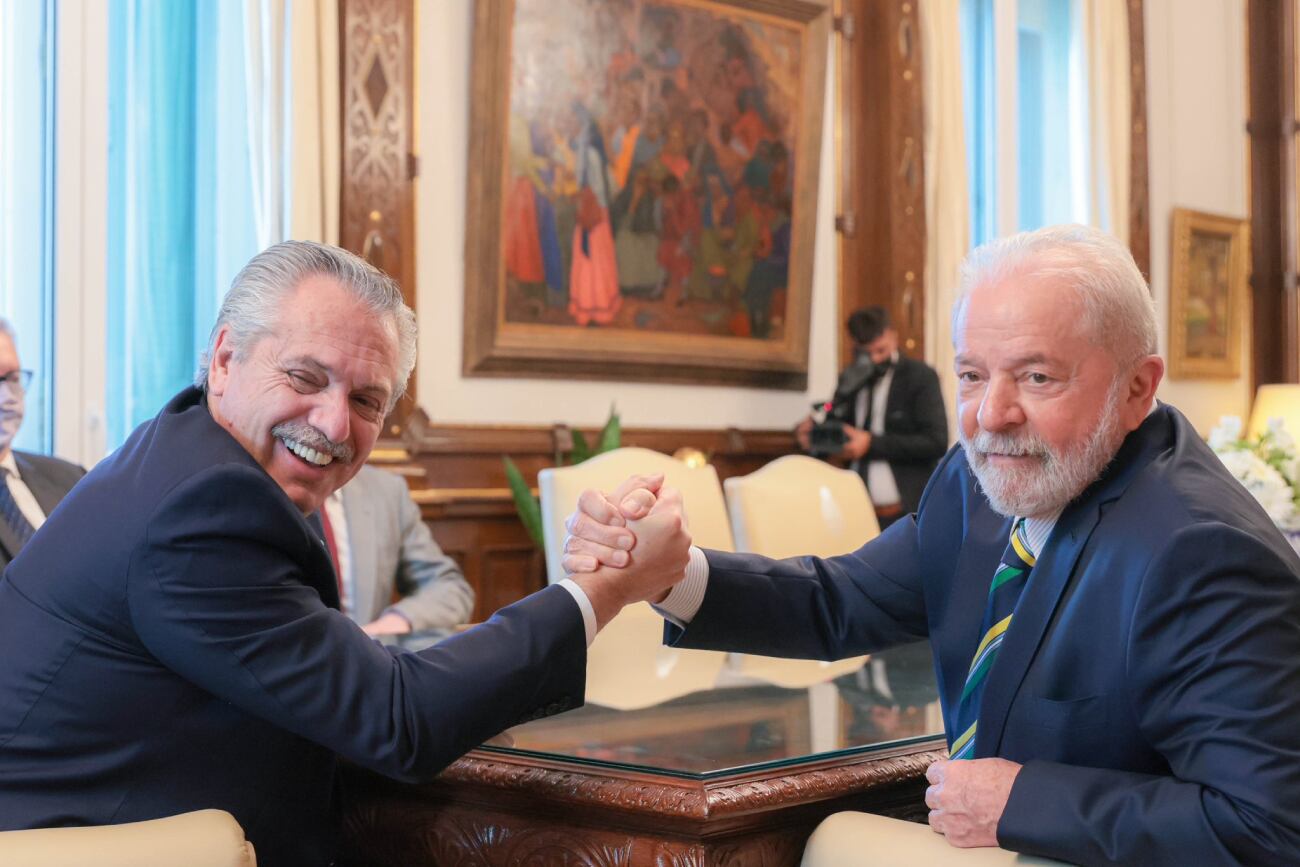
[954,270,1160,518]
[205,274,399,515]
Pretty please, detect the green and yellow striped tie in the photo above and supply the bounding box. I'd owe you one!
[949,518,1036,760]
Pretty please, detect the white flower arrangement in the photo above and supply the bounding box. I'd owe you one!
[1208,415,1300,531]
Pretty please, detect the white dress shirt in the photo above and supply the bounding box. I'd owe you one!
[322,490,354,615]
[852,353,902,507]
[1,452,48,530]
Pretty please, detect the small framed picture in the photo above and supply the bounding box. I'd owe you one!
[1167,207,1249,379]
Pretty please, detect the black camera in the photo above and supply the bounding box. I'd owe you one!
[806,354,884,458]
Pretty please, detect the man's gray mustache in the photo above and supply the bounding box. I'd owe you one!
[271,421,354,462]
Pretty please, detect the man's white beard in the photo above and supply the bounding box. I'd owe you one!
[961,381,1128,519]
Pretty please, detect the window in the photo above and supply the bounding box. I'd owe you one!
[961,0,1090,248]
[0,0,56,453]
[105,0,257,450]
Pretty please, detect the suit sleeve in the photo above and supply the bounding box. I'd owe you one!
[666,515,929,659]
[128,465,586,783]
[387,477,475,632]
[866,363,949,462]
[998,523,1300,865]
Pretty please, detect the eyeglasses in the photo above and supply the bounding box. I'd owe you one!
[0,370,33,394]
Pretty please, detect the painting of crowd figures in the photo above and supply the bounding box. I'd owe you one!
[501,0,805,341]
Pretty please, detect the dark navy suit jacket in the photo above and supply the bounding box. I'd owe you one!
[0,450,84,568]
[0,388,586,866]
[673,405,1300,865]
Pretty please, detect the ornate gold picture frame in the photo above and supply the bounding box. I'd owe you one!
[463,0,831,389]
[1168,207,1249,379]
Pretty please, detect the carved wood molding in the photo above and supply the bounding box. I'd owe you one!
[340,0,417,411]
[838,0,927,368]
[1128,0,1151,280]
[339,740,943,866]
[437,743,945,822]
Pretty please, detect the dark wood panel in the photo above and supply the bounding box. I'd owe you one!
[1248,0,1299,387]
[838,0,927,369]
[1128,0,1151,280]
[339,0,419,418]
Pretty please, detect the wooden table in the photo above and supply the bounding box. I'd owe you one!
[340,645,945,866]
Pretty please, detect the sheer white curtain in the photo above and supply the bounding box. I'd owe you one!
[1082,0,1130,241]
[921,0,969,442]
[244,0,340,247]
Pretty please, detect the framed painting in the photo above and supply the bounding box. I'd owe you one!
[1167,208,1249,379]
[463,0,832,389]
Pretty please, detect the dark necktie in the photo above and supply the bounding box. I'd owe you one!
[0,469,37,550]
[318,506,346,613]
[949,517,1037,760]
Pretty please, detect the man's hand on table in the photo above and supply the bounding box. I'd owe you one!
[925,757,1022,848]
[561,473,691,631]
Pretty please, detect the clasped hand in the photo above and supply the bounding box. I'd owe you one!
[925,757,1022,848]
[561,474,692,630]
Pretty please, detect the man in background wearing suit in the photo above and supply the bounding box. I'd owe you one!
[323,463,474,646]
[566,225,1300,865]
[0,242,689,866]
[797,306,948,527]
[0,317,83,569]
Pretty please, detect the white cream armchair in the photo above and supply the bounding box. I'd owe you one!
[0,809,256,867]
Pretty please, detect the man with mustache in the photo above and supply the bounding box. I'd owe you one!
[564,225,1300,864]
[0,318,84,569]
[0,242,686,866]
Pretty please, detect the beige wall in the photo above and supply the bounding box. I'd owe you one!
[1146,0,1252,433]
[415,0,839,429]
[415,0,1253,434]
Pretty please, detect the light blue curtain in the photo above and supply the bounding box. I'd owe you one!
[960,0,997,250]
[0,0,56,453]
[1017,0,1082,231]
[106,0,257,451]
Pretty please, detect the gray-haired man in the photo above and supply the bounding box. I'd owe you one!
[0,317,83,569]
[0,242,685,866]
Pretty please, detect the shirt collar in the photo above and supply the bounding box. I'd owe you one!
[0,451,17,479]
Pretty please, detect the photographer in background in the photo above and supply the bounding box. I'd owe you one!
[797,306,947,527]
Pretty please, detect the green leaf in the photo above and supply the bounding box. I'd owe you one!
[502,456,545,550]
[570,429,592,465]
[597,404,622,454]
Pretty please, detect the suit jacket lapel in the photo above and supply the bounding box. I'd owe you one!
[942,504,1014,742]
[973,408,1174,758]
[341,483,380,622]
[975,498,1102,757]
[15,454,64,517]
[303,511,342,611]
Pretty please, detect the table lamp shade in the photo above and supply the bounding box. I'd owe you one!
[1247,384,1300,439]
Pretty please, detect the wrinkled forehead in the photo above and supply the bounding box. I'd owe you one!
[0,332,19,369]
[955,271,1087,345]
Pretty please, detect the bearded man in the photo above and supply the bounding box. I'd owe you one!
[562,225,1300,865]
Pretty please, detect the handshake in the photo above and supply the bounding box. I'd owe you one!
[561,473,694,631]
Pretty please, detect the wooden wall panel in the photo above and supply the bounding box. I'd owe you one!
[1248,0,1299,387]
[1128,0,1152,280]
[837,0,927,369]
[339,0,419,418]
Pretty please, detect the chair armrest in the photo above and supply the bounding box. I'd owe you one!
[0,809,255,867]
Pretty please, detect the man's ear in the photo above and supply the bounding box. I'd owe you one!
[206,326,236,397]
[1124,354,1165,429]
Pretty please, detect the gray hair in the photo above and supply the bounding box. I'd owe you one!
[195,241,417,410]
[952,224,1157,367]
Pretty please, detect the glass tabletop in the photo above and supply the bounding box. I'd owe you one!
[485,640,944,780]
